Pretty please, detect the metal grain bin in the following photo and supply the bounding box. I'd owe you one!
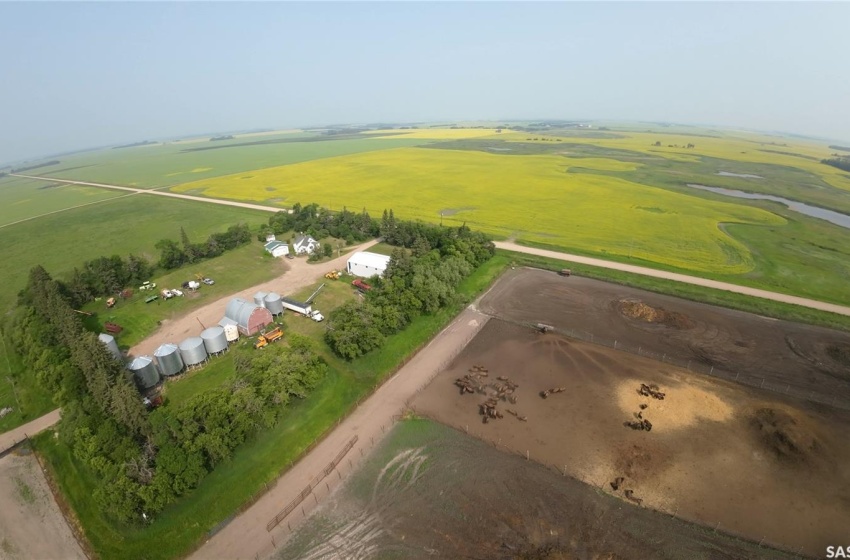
[200,326,228,355]
[263,292,284,315]
[98,333,122,361]
[154,343,184,376]
[128,356,160,389]
[179,336,208,366]
[223,324,239,343]
[253,291,268,308]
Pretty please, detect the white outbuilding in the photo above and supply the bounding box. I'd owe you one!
[264,240,289,258]
[346,251,392,278]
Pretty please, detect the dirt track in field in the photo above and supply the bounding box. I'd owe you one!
[412,268,850,556]
[0,448,86,560]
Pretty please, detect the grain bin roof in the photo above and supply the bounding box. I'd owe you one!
[225,298,265,330]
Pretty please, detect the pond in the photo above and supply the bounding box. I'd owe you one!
[685,184,850,230]
[716,171,764,179]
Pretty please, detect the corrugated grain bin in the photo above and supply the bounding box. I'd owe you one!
[128,356,160,389]
[98,333,122,361]
[223,324,239,343]
[263,292,284,315]
[201,326,228,355]
[253,291,268,307]
[179,336,208,366]
[154,343,184,376]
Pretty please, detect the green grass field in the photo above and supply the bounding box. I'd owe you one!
[34,132,431,189]
[0,175,125,227]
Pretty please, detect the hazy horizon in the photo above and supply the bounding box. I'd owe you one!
[2,2,849,164]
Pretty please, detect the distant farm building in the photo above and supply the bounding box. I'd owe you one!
[264,240,289,258]
[293,234,320,255]
[347,251,392,278]
[220,298,273,335]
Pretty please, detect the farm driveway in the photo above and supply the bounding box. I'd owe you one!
[130,239,379,356]
[191,307,489,560]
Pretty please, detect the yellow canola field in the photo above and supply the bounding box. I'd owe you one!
[173,148,785,274]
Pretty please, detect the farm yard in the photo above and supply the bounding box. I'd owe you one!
[411,268,850,556]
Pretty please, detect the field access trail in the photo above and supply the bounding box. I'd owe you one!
[495,241,850,317]
[13,174,850,318]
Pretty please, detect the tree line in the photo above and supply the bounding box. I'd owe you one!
[325,216,494,359]
[258,203,378,246]
[15,268,326,522]
[156,223,252,269]
[822,157,850,173]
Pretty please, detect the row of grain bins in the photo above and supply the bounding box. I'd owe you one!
[106,291,285,391]
[115,323,240,390]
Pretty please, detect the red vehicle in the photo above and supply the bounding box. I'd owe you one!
[352,279,372,292]
[104,321,123,334]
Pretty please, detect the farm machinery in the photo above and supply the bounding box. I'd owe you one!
[254,326,283,349]
[325,270,341,280]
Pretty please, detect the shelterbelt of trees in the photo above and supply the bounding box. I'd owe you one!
[16,268,327,522]
[325,212,495,359]
[12,204,494,523]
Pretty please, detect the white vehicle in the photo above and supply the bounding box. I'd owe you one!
[170,289,183,297]
[139,281,157,291]
[202,278,215,285]
[161,289,174,299]
[281,297,324,322]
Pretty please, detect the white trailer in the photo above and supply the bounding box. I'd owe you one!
[281,297,324,322]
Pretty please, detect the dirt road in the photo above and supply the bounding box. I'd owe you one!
[191,307,490,560]
[0,410,61,455]
[11,174,284,214]
[130,239,378,356]
[495,241,850,317]
[15,174,849,317]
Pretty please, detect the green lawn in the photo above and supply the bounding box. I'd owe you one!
[31,252,509,560]
[79,244,286,350]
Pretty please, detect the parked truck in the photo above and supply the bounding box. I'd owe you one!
[352,279,372,293]
[254,326,283,349]
[281,297,324,322]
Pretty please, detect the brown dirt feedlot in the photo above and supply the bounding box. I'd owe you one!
[414,269,850,557]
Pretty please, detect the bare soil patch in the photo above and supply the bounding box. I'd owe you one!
[617,299,694,329]
[0,447,85,560]
[281,420,797,560]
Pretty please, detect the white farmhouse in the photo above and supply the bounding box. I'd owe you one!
[264,240,289,258]
[293,234,320,255]
[347,251,392,278]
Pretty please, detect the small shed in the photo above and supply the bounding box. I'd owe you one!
[223,298,273,335]
[347,251,392,278]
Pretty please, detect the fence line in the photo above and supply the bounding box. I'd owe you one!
[266,435,358,532]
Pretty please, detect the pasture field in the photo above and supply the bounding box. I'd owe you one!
[0,175,124,227]
[172,147,785,275]
[33,132,431,188]
[31,251,507,560]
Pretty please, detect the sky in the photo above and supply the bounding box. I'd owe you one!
[1,2,849,164]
